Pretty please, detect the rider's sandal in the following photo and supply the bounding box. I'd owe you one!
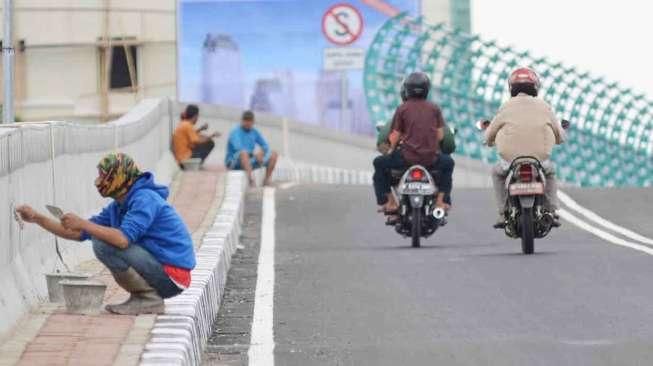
[493,221,507,229]
[385,215,400,225]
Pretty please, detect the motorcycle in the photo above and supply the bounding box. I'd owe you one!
[477,119,569,254]
[387,166,446,248]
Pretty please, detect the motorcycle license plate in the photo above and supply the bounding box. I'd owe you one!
[402,182,433,195]
[509,182,544,196]
[406,182,431,190]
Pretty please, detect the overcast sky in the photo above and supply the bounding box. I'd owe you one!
[471,0,652,97]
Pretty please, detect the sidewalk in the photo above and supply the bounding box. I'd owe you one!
[0,165,225,366]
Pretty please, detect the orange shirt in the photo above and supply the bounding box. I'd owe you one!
[172,120,201,162]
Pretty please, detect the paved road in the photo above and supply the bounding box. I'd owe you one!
[272,185,653,365]
[564,187,653,238]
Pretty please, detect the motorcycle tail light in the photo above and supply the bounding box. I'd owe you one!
[410,169,424,181]
[519,165,534,182]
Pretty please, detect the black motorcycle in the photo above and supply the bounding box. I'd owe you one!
[478,119,569,254]
[387,166,446,248]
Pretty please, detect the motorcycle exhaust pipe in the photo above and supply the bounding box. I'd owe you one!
[433,208,446,220]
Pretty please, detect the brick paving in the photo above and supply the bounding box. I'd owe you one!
[2,166,225,366]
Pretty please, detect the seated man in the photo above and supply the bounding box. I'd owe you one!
[373,72,455,217]
[173,104,221,168]
[225,110,279,186]
[16,153,195,315]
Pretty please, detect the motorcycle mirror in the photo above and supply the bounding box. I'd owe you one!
[475,120,491,131]
[561,119,570,130]
[433,208,446,220]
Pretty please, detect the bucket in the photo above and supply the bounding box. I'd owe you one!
[60,280,107,315]
[45,272,90,302]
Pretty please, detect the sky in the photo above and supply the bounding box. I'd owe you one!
[471,0,653,97]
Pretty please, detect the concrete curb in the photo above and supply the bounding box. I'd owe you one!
[139,171,247,365]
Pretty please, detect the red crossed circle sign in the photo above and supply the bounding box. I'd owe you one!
[322,3,364,46]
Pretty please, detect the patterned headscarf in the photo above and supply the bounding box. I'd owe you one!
[95,153,142,198]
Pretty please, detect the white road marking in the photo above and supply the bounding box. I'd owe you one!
[278,182,297,190]
[558,208,653,256]
[558,190,653,246]
[248,187,276,366]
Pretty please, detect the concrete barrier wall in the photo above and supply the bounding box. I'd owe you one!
[0,98,178,337]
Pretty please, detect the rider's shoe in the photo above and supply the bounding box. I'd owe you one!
[548,211,561,227]
[493,215,506,229]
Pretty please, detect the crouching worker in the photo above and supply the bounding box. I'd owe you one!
[16,152,195,315]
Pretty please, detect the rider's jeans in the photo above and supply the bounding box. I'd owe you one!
[492,160,558,215]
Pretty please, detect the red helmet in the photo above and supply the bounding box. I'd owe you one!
[508,67,541,96]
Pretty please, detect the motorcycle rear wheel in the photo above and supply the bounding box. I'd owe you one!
[520,207,535,254]
[411,207,422,248]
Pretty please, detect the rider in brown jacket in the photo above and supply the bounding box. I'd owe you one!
[485,67,566,228]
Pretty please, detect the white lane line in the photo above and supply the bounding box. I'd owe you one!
[558,190,653,246]
[249,187,276,366]
[558,208,653,256]
[278,182,297,190]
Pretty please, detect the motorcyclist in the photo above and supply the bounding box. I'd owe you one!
[483,67,566,228]
[372,72,455,221]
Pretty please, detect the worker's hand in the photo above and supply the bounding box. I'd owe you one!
[211,131,222,139]
[61,213,86,231]
[16,205,41,224]
[197,123,209,132]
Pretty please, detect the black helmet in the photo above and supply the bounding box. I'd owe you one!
[403,72,431,99]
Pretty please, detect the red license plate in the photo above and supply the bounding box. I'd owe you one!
[509,182,544,196]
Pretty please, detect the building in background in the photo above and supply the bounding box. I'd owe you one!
[316,70,346,131]
[201,33,245,108]
[423,0,471,30]
[249,70,295,117]
[0,1,176,122]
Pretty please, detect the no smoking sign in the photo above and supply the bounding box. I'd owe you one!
[322,3,364,46]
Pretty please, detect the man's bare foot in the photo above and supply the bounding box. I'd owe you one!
[263,178,272,187]
[249,178,256,187]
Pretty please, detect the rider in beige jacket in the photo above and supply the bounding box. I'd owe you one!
[485,67,566,228]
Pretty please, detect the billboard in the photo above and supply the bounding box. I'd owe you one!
[177,0,421,136]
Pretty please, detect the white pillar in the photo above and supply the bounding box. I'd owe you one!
[3,0,14,124]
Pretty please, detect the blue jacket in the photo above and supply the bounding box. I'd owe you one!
[81,173,196,270]
[225,126,270,165]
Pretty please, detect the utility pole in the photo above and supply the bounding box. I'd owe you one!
[3,0,14,124]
